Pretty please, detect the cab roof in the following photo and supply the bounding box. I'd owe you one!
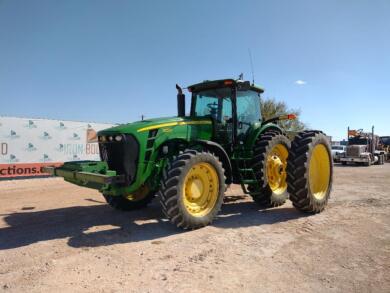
[188,78,264,93]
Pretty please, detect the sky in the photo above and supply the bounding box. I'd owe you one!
[0,0,389,140]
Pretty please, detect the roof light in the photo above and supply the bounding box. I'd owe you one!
[279,114,297,120]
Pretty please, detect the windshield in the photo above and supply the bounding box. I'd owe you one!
[191,87,232,123]
[349,137,368,145]
[332,146,344,150]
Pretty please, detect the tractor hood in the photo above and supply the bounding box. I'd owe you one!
[98,116,212,136]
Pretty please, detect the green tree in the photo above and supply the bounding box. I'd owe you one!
[260,97,306,132]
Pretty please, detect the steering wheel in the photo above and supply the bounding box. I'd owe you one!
[207,102,218,111]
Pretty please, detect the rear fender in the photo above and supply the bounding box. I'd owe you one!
[246,123,284,149]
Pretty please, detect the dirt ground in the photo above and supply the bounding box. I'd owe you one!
[0,164,389,293]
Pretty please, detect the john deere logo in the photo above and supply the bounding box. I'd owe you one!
[42,154,51,162]
[9,130,20,139]
[58,122,67,130]
[26,143,37,151]
[72,133,81,140]
[72,154,81,160]
[41,132,52,139]
[9,154,19,163]
[26,120,37,128]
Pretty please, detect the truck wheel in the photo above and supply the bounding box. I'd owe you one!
[249,130,291,207]
[287,131,333,213]
[103,185,155,211]
[341,161,347,166]
[158,150,226,229]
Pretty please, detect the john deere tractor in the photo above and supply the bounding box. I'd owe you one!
[45,78,333,229]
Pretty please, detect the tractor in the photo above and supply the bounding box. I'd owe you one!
[44,78,333,229]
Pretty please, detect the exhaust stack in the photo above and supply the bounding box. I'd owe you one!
[176,84,185,117]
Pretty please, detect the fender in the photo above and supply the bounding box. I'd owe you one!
[246,123,284,149]
[193,140,233,184]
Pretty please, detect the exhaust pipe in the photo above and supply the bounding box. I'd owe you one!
[371,125,375,154]
[176,84,185,117]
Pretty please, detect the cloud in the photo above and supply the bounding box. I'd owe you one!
[295,80,307,85]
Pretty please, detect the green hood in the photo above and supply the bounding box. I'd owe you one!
[98,116,211,135]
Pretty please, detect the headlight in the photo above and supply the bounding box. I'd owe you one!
[115,135,123,142]
[108,136,113,141]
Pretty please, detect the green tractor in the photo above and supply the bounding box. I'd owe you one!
[45,78,333,229]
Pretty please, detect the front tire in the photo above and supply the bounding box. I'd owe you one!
[103,185,155,211]
[158,150,226,229]
[287,131,333,213]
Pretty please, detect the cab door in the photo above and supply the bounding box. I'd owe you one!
[235,90,262,143]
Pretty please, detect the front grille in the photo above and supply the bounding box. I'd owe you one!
[346,145,364,157]
[99,134,139,185]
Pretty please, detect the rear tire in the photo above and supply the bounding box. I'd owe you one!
[249,130,291,207]
[287,131,333,213]
[158,150,226,229]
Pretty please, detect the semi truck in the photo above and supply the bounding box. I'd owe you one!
[340,126,386,166]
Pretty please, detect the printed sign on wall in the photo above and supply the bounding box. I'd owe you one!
[0,116,115,179]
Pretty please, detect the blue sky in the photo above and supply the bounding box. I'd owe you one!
[0,0,389,140]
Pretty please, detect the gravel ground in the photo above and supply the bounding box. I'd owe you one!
[0,164,389,293]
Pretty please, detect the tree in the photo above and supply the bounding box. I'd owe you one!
[260,97,306,132]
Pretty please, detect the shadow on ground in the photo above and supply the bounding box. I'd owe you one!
[0,195,308,250]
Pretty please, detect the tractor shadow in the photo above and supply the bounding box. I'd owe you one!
[0,195,307,250]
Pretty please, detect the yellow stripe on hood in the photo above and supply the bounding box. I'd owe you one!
[137,120,211,132]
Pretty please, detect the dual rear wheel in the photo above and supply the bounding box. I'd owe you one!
[249,130,333,213]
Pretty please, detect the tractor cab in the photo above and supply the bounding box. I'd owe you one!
[184,79,264,151]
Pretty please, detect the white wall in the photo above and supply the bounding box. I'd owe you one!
[0,116,114,179]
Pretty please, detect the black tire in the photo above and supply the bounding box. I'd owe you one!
[103,188,155,211]
[158,150,226,229]
[287,130,333,213]
[364,158,371,166]
[341,161,347,166]
[380,154,385,165]
[248,130,291,207]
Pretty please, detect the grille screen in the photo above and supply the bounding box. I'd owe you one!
[99,134,139,185]
[346,145,364,157]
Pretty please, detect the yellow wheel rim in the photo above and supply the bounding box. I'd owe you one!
[266,144,288,195]
[124,185,149,201]
[182,162,219,217]
[309,144,331,200]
